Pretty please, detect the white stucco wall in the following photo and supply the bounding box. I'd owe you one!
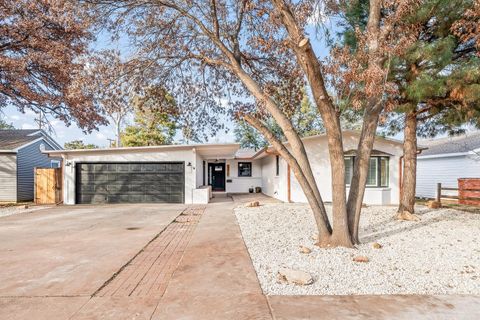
[194,150,204,188]
[261,155,288,201]
[261,132,402,205]
[416,153,480,198]
[61,148,197,204]
[225,159,262,193]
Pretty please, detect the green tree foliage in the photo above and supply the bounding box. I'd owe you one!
[121,86,178,147]
[234,92,324,149]
[386,0,480,136]
[291,94,324,137]
[337,0,480,135]
[0,112,14,129]
[64,140,98,150]
[234,120,268,150]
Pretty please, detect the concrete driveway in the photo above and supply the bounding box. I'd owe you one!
[0,204,185,319]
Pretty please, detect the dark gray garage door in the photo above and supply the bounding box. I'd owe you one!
[75,162,184,204]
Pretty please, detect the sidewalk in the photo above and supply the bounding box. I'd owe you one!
[151,198,272,319]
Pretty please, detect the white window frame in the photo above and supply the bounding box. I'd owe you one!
[50,160,61,168]
[366,158,378,187]
[344,156,389,188]
[344,156,354,186]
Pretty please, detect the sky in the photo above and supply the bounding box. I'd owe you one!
[0,9,397,147]
[1,27,242,148]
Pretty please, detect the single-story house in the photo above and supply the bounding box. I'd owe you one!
[0,129,62,202]
[44,130,403,205]
[416,132,480,198]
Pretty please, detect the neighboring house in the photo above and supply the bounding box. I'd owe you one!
[0,130,63,202]
[44,130,403,205]
[416,132,480,198]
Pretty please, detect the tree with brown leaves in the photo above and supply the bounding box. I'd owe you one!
[88,0,424,247]
[0,0,104,131]
[76,51,135,147]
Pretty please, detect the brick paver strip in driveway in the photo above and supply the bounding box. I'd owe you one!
[95,206,205,298]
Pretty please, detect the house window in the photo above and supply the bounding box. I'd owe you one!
[344,157,354,185]
[344,156,389,187]
[50,160,61,168]
[366,158,378,186]
[275,155,280,176]
[380,157,389,187]
[238,162,252,177]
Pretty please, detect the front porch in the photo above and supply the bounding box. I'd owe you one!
[193,145,264,204]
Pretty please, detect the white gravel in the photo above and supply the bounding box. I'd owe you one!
[234,203,480,295]
[0,205,51,218]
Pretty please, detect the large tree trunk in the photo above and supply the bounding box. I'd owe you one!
[270,0,385,247]
[346,103,383,244]
[229,62,332,234]
[323,119,353,247]
[244,115,334,245]
[397,111,418,219]
[345,0,385,243]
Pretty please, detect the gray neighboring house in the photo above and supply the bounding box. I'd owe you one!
[416,131,480,198]
[0,130,62,202]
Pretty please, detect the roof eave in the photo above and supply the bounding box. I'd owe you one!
[44,142,241,156]
[418,151,471,159]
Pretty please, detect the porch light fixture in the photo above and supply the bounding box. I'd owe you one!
[187,162,192,167]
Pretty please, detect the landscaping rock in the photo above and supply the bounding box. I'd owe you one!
[234,202,480,295]
[299,246,312,254]
[245,201,260,208]
[427,200,442,209]
[395,211,421,221]
[372,242,382,249]
[353,256,370,263]
[278,267,314,285]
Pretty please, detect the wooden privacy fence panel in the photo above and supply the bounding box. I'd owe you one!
[436,179,480,207]
[35,168,62,204]
[458,178,480,206]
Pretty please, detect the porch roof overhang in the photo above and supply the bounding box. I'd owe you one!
[195,144,241,159]
[44,142,242,159]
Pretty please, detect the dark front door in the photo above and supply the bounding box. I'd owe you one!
[75,162,185,204]
[208,163,225,191]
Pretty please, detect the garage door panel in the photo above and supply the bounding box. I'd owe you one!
[78,194,108,204]
[145,194,170,202]
[76,162,184,204]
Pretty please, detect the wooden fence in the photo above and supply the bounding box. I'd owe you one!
[35,168,62,205]
[436,179,480,206]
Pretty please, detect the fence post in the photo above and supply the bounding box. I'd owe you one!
[436,183,441,203]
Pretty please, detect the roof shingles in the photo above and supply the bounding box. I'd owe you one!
[420,132,480,156]
[0,129,44,150]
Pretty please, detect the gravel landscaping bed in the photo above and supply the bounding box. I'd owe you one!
[234,203,480,295]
